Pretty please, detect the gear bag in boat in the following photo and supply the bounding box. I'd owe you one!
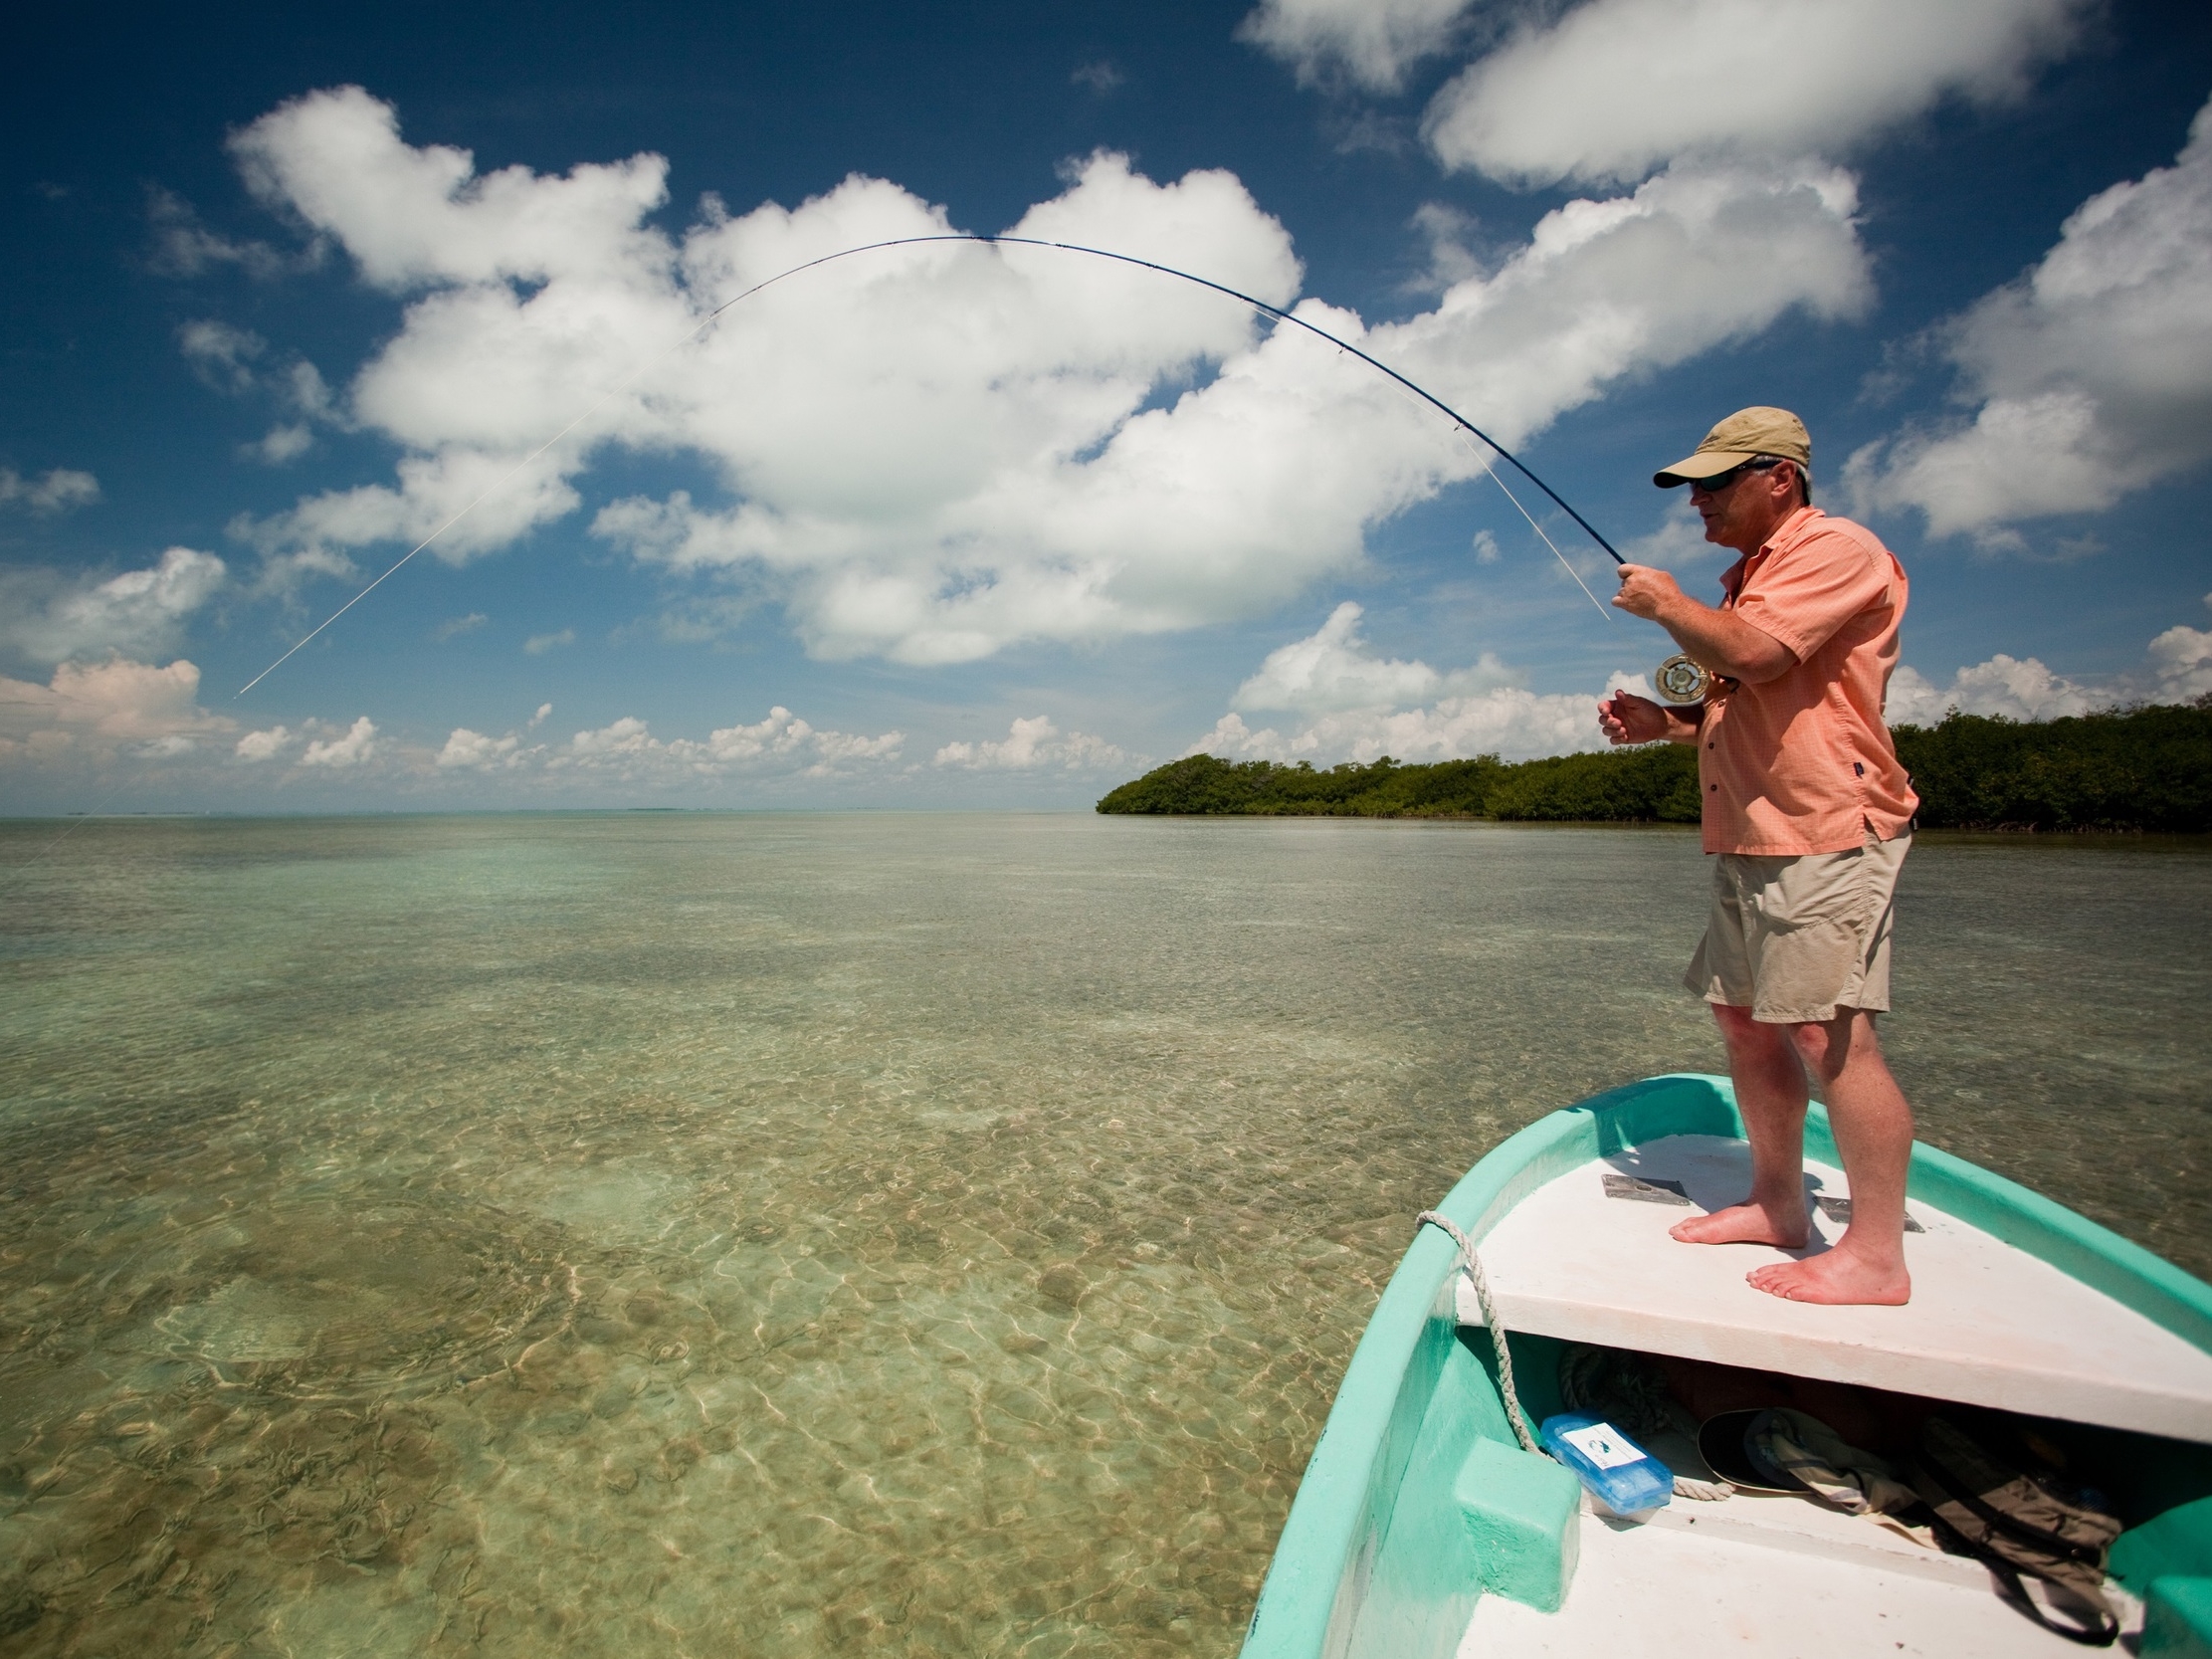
[1910,1410,2124,1646]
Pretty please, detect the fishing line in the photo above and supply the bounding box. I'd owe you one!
[1472,451,1619,627]
[1361,368,1616,629]
[236,233,1626,698]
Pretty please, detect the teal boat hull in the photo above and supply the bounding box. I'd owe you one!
[1239,1073,2212,1658]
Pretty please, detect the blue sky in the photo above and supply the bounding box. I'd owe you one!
[4,0,2209,811]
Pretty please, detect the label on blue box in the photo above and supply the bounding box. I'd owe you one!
[1539,1412,1673,1514]
[1556,1422,1643,1470]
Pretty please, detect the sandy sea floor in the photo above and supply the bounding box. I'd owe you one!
[1,813,2206,1656]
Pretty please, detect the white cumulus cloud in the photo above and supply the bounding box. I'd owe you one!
[179,321,336,463]
[217,87,1869,669]
[933,716,1129,771]
[179,319,267,391]
[1884,656,2101,726]
[1193,603,1638,762]
[0,658,235,762]
[247,423,316,465]
[550,706,904,781]
[1232,599,1512,714]
[235,726,295,762]
[1846,95,2212,542]
[1192,681,1637,765]
[2147,597,2212,704]
[1423,0,2088,187]
[1887,594,2212,724]
[0,547,227,665]
[437,727,525,769]
[1237,0,1476,94]
[301,715,378,766]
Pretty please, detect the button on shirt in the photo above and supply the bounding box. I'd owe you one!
[1699,507,1919,856]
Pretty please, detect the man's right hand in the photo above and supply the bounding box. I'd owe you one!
[1598,689,1679,746]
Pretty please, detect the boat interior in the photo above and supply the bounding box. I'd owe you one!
[1241,1077,2212,1659]
[1451,1133,2212,1655]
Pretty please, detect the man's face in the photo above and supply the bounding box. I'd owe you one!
[1692,461,1800,553]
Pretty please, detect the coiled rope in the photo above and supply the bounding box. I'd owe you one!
[1415,1209,1730,1500]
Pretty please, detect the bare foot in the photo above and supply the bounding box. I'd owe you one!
[1746,1251,1910,1306]
[1669,1201,1808,1249]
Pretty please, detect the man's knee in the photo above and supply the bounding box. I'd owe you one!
[1784,1021,1830,1072]
[1785,1008,1876,1074]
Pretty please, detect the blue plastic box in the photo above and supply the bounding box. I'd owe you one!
[1538,1411,1674,1515]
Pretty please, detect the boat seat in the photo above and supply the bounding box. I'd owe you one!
[1457,1135,2212,1442]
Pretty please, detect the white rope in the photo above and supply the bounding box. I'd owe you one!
[1421,1208,1731,1499]
[1417,1209,1537,1454]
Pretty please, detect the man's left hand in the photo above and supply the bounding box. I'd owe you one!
[1598,690,1678,745]
[1613,562,1683,622]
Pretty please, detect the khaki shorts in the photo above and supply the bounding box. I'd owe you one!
[1685,829,1910,1024]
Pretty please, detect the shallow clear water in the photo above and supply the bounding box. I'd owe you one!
[0,813,2206,1656]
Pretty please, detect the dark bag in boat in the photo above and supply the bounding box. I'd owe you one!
[1910,1412,2123,1646]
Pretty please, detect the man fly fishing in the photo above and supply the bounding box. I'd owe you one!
[1597,407,1920,1307]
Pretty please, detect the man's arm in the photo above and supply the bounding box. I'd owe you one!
[1612,564,1796,684]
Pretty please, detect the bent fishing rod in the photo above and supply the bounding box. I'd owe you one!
[238,234,1625,699]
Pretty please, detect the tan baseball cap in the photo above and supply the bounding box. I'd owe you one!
[1654,406,1812,488]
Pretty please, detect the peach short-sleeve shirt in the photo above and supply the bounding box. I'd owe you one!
[1699,507,1919,856]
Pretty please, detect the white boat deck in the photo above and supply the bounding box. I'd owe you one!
[1460,1492,2143,1656]
[1458,1134,2212,1441]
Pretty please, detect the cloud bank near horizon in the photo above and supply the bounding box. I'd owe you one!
[934,716,1131,772]
[3,590,2204,798]
[1180,592,2212,769]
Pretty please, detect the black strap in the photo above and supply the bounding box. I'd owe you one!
[1920,1451,2109,1566]
[1928,1517,2119,1647]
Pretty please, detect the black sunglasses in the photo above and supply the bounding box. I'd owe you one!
[1692,457,1786,494]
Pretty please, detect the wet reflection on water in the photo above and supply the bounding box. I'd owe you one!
[1,814,2205,1655]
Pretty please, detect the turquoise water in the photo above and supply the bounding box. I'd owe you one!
[1,813,2206,1656]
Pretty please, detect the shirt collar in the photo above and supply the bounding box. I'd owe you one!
[1719,505,1825,600]
[1763,504,1824,554]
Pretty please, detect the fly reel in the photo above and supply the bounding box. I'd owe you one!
[1652,654,1713,705]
